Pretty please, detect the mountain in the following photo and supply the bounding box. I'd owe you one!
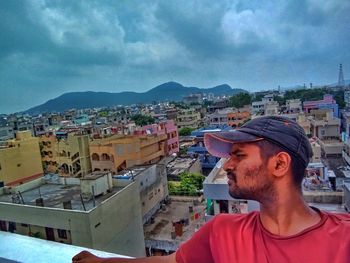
[25,82,246,114]
[328,79,350,87]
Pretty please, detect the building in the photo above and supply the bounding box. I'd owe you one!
[164,120,179,156]
[176,109,201,129]
[0,131,43,186]
[183,94,203,105]
[308,110,343,157]
[251,100,265,114]
[133,120,179,156]
[296,114,311,136]
[344,90,350,108]
[114,161,169,224]
[33,118,50,137]
[90,134,167,173]
[40,132,92,177]
[309,138,322,163]
[0,173,145,257]
[264,101,279,116]
[0,126,14,141]
[187,126,232,172]
[143,197,206,255]
[227,106,251,128]
[286,99,302,113]
[39,132,58,174]
[207,98,230,113]
[341,110,350,138]
[251,94,275,115]
[205,108,230,127]
[303,94,339,118]
[166,157,202,181]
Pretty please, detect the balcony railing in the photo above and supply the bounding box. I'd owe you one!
[0,232,131,263]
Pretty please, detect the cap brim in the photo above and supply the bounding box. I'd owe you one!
[204,131,263,158]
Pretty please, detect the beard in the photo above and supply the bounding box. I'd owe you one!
[227,163,276,202]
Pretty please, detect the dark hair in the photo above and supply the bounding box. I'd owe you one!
[256,140,306,189]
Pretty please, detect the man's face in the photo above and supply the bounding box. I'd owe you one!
[223,142,275,201]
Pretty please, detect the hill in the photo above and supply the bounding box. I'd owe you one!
[26,82,246,114]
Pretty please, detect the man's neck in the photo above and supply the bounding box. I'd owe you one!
[259,192,321,236]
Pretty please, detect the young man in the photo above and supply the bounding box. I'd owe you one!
[73,116,350,263]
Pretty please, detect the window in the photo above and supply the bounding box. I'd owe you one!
[57,229,67,239]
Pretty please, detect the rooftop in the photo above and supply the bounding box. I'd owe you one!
[144,199,206,250]
[0,180,124,211]
[166,157,198,176]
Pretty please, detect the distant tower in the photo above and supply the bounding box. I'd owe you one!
[338,63,345,87]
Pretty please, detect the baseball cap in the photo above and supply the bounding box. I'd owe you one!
[204,116,313,167]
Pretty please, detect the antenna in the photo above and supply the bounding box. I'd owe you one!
[338,64,345,87]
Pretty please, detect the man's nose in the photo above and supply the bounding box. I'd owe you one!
[223,157,235,171]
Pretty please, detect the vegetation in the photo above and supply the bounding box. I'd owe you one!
[281,88,345,108]
[251,87,346,109]
[131,114,155,126]
[171,102,190,109]
[229,92,252,108]
[98,110,109,117]
[179,127,196,136]
[178,146,189,156]
[168,172,205,196]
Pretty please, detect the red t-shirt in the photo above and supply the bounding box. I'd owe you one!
[176,209,350,263]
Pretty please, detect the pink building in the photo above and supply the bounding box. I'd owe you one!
[134,120,179,156]
[303,94,339,118]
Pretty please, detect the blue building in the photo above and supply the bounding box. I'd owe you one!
[187,125,233,172]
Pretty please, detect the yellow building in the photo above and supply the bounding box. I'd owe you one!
[176,108,201,129]
[90,134,167,173]
[39,133,58,173]
[57,133,91,177]
[0,131,43,186]
[40,133,91,177]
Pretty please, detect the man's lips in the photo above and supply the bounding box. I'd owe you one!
[227,172,236,183]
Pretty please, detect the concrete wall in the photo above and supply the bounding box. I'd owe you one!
[188,158,202,174]
[0,203,93,248]
[135,164,168,224]
[4,177,44,194]
[88,182,145,257]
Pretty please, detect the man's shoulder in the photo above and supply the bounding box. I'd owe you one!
[212,211,260,226]
[325,211,350,222]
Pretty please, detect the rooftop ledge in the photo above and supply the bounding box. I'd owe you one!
[0,232,131,263]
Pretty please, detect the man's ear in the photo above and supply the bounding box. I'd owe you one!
[270,152,291,178]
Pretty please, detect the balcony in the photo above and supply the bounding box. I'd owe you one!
[0,231,130,263]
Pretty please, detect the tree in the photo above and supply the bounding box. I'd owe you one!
[168,172,205,196]
[229,92,252,108]
[131,114,155,126]
[179,127,195,136]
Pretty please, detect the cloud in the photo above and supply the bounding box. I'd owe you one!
[0,0,349,114]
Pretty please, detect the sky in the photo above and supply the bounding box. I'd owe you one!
[1,0,350,114]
